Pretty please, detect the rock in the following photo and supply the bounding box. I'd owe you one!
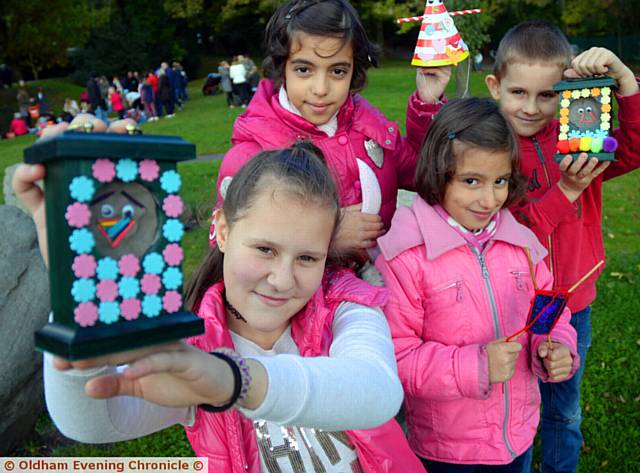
[0,205,50,454]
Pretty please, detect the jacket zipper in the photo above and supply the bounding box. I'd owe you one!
[531,136,555,278]
[474,246,517,459]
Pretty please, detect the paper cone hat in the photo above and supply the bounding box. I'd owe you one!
[412,1,469,67]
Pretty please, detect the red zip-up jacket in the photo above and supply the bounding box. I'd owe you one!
[511,92,640,313]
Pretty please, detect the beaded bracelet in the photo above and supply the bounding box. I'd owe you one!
[199,348,251,412]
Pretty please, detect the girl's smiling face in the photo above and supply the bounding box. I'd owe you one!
[216,186,335,349]
[284,32,354,126]
[443,146,512,231]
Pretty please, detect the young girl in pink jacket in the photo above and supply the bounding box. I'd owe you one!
[375,98,580,473]
[211,0,450,259]
[16,142,425,473]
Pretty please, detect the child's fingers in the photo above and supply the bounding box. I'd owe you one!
[123,351,191,379]
[85,374,137,399]
[566,154,589,175]
[52,356,73,371]
[12,164,45,214]
[590,161,611,179]
[70,342,185,370]
[557,155,574,172]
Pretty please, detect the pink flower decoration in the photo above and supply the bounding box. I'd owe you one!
[74,302,98,327]
[97,280,118,302]
[92,159,116,183]
[65,202,91,228]
[162,195,184,217]
[141,273,161,294]
[119,254,140,276]
[163,244,184,266]
[72,254,97,278]
[139,159,160,181]
[163,291,182,313]
[121,298,141,320]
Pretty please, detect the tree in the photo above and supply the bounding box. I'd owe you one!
[0,0,105,80]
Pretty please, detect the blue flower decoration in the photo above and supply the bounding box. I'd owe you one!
[162,267,183,290]
[160,170,181,194]
[96,257,119,280]
[163,219,184,242]
[99,301,120,324]
[142,295,162,317]
[116,159,138,182]
[71,278,96,303]
[119,277,140,298]
[143,252,165,274]
[594,129,608,139]
[568,130,582,139]
[69,229,95,254]
[69,176,95,203]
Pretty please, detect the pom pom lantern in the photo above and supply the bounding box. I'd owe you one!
[554,76,618,162]
[24,132,204,360]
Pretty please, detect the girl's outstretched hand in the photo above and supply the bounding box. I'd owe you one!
[12,163,48,266]
[52,342,267,409]
[416,66,451,104]
[538,341,573,381]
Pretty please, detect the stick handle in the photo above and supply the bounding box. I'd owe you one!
[396,8,481,24]
[568,260,604,293]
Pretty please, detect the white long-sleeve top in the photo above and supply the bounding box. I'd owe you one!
[45,302,403,443]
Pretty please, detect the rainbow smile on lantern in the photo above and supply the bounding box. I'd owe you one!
[97,216,137,248]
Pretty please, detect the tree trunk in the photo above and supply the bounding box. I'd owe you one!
[28,53,39,81]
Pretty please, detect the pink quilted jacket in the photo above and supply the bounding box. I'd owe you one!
[209,79,439,244]
[375,198,579,465]
[185,268,426,473]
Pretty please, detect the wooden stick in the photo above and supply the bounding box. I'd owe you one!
[396,8,481,24]
[524,247,538,292]
[568,260,604,293]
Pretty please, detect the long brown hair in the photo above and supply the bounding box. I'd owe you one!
[184,142,340,311]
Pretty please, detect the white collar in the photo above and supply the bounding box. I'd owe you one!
[278,86,338,137]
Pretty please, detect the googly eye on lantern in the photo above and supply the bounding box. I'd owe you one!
[122,204,135,219]
[578,108,584,116]
[101,204,114,218]
[586,106,592,114]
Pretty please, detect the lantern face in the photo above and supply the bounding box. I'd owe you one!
[554,77,618,162]
[568,97,601,131]
[24,132,203,360]
[89,182,158,258]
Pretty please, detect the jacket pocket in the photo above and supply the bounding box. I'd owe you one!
[424,279,470,344]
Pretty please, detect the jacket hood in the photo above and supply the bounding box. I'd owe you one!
[232,79,399,151]
[378,197,547,263]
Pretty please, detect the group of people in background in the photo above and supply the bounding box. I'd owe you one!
[217,54,260,108]
[4,61,189,139]
[85,61,189,123]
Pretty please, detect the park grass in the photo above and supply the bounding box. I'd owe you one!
[2,61,640,471]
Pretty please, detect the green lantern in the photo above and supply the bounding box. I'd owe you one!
[24,132,204,360]
[553,76,618,162]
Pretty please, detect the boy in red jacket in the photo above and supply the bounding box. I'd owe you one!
[484,20,640,473]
